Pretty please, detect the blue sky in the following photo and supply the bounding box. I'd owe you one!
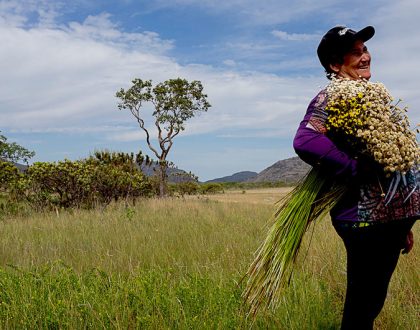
[1,0,419,181]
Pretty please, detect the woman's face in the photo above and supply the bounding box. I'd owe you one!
[331,40,372,80]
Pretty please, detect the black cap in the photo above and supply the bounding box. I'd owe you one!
[317,26,375,71]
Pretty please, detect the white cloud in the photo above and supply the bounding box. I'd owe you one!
[109,130,147,142]
[223,59,236,66]
[0,0,63,27]
[66,12,173,52]
[0,5,322,141]
[0,11,177,131]
[1,0,419,179]
[271,30,320,41]
[4,1,417,140]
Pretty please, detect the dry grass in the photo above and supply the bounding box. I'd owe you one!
[0,198,273,276]
[0,189,418,329]
[190,187,293,205]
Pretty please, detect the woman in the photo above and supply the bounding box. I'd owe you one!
[293,26,419,330]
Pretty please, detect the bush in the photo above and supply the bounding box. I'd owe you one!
[171,181,200,196]
[10,153,154,210]
[199,183,224,195]
[0,161,22,192]
[218,181,290,190]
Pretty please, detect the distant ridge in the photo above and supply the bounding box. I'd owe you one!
[205,156,310,184]
[247,156,310,184]
[206,171,258,183]
[140,162,195,183]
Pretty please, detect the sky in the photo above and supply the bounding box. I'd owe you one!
[0,0,419,181]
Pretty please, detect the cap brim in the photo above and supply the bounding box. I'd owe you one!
[354,26,375,42]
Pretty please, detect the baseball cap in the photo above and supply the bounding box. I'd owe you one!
[317,26,375,71]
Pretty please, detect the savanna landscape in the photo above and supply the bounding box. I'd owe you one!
[0,188,418,329]
[0,67,417,330]
[1,3,419,328]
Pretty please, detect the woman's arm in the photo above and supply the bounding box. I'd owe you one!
[294,91,357,178]
[293,125,357,177]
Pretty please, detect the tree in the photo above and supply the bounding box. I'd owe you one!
[116,78,211,197]
[0,131,35,164]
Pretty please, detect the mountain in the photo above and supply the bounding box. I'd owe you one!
[140,163,196,183]
[205,156,310,185]
[13,162,28,172]
[206,171,258,183]
[247,156,310,184]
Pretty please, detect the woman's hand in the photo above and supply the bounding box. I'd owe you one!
[402,230,414,254]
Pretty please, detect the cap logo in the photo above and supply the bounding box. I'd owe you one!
[338,27,349,36]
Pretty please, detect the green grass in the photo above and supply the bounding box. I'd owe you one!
[0,195,418,329]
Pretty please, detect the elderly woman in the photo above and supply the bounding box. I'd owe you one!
[293,26,418,330]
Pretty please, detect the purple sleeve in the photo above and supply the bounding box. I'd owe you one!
[293,91,357,178]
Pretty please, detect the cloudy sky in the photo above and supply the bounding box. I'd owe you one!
[1,0,419,181]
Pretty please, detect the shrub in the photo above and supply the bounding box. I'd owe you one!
[172,181,200,196]
[199,183,224,195]
[0,161,22,192]
[10,153,154,210]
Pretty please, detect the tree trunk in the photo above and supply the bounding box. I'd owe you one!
[158,160,168,197]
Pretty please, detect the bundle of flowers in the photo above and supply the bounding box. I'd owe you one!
[325,76,418,174]
[242,77,419,317]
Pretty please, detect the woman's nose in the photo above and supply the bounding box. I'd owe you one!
[361,51,371,62]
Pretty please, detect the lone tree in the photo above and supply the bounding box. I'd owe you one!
[116,78,211,197]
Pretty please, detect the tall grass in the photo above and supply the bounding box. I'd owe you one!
[0,193,418,329]
[0,199,269,276]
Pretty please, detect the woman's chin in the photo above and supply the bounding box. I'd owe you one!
[357,70,371,80]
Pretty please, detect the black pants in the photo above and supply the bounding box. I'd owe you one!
[334,220,415,330]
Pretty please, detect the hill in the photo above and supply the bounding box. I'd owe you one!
[248,156,310,184]
[206,171,258,183]
[205,156,311,185]
[141,163,195,183]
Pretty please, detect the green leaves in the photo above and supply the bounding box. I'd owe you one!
[116,77,210,134]
[116,79,153,112]
[8,151,153,210]
[0,161,22,192]
[0,131,35,164]
[152,78,211,131]
[116,77,211,197]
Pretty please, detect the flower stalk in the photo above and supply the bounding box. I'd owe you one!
[242,168,346,317]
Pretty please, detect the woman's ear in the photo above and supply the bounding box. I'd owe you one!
[329,63,341,73]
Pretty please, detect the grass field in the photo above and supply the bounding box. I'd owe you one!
[0,189,418,329]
